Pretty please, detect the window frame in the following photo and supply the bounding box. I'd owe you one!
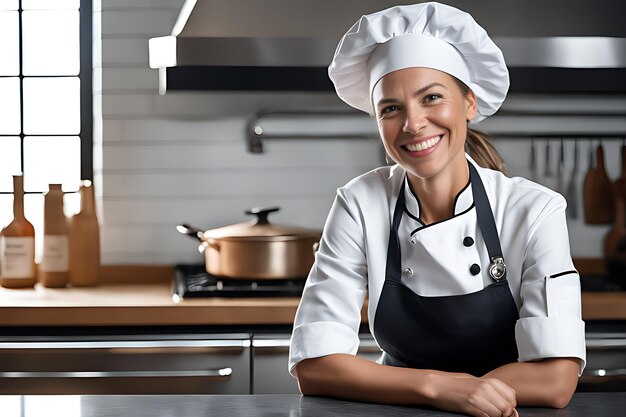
[79,0,92,181]
[0,0,92,198]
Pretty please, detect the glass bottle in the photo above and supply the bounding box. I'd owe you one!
[0,175,37,288]
[39,184,69,288]
[69,180,100,286]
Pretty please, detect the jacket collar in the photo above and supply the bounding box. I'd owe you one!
[403,154,480,225]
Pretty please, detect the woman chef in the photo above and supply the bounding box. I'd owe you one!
[289,2,586,417]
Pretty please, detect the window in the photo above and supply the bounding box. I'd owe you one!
[0,0,92,259]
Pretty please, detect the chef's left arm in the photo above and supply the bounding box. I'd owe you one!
[483,194,585,408]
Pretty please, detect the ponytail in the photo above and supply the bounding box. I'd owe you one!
[465,128,507,174]
[452,77,506,174]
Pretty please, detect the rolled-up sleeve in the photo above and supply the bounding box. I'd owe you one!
[289,187,368,377]
[516,195,586,375]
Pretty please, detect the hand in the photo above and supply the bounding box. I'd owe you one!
[427,374,517,417]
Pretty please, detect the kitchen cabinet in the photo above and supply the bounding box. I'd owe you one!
[252,333,381,394]
[0,327,381,395]
[2,323,626,395]
[0,332,251,395]
[579,321,626,392]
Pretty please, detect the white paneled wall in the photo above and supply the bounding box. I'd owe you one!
[98,0,626,264]
[98,0,382,264]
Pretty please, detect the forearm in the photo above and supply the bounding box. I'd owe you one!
[296,354,462,405]
[483,358,580,408]
[297,354,521,416]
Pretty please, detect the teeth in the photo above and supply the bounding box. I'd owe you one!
[405,135,441,152]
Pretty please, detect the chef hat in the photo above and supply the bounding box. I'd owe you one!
[328,2,509,123]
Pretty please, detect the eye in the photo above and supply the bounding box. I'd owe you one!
[424,94,442,103]
[379,105,400,116]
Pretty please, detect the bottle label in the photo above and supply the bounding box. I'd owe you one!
[0,236,35,279]
[41,235,69,272]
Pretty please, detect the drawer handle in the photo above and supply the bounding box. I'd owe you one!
[0,340,249,349]
[252,340,291,348]
[0,368,233,379]
[585,368,626,377]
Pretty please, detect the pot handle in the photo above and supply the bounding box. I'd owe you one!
[197,240,220,254]
[176,224,205,241]
[245,206,280,225]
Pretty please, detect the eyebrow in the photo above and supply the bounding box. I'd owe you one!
[376,82,446,107]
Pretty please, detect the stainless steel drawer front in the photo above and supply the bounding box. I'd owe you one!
[0,335,251,395]
[581,331,626,392]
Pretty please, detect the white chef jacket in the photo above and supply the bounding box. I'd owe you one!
[289,154,586,376]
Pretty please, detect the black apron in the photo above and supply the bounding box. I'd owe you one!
[373,162,519,376]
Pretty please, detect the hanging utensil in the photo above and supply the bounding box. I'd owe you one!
[617,139,626,199]
[583,140,615,224]
[544,139,552,177]
[556,138,565,194]
[605,140,626,258]
[605,138,626,290]
[529,137,537,182]
[565,139,579,220]
[604,186,625,259]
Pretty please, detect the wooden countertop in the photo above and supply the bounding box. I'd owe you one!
[0,282,302,326]
[1,263,625,327]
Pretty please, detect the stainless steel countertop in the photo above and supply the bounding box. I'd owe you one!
[2,393,626,417]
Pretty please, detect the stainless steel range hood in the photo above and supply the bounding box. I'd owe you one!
[149,0,626,94]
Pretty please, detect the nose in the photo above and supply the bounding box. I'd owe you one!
[402,106,427,134]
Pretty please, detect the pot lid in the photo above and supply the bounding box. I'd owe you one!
[202,207,321,240]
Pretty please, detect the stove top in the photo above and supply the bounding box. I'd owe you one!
[173,267,621,299]
[173,264,306,298]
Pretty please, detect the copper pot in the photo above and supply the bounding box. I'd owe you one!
[177,207,321,280]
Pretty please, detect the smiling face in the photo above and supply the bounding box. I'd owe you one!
[372,67,477,183]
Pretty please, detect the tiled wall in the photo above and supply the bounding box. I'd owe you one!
[97,0,626,264]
